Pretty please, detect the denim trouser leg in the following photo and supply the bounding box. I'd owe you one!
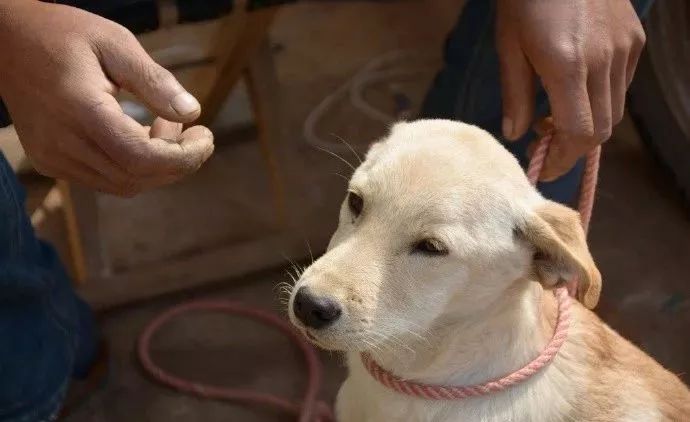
[421,0,655,206]
[0,153,98,421]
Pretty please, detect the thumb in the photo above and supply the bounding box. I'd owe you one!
[497,31,534,141]
[97,29,201,123]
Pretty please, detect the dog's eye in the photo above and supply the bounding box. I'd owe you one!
[413,238,449,256]
[348,191,363,217]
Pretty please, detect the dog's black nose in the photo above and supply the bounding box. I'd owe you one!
[293,287,342,329]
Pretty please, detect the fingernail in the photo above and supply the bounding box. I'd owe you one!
[171,92,200,117]
[502,117,515,140]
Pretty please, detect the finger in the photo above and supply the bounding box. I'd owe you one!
[588,63,613,143]
[97,28,201,122]
[541,69,594,181]
[150,118,183,140]
[57,138,183,195]
[626,31,646,87]
[55,133,134,185]
[85,95,214,178]
[497,26,535,141]
[36,154,140,197]
[177,125,216,169]
[66,137,189,194]
[533,116,555,138]
[611,50,627,125]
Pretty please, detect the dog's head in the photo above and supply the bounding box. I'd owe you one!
[288,120,600,351]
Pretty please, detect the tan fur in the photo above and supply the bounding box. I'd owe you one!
[574,305,690,421]
[288,119,690,421]
[520,201,602,309]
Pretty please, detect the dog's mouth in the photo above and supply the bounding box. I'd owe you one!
[294,324,380,353]
[291,322,350,351]
[299,328,336,350]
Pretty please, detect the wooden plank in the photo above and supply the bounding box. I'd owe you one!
[78,230,330,309]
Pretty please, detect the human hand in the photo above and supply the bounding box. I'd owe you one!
[496,0,645,180]
[0,1,213,196]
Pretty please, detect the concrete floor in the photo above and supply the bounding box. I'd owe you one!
[63,270,346,422]
[19,0,690,420]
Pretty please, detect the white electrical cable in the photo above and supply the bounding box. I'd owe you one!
[303,50,436,152]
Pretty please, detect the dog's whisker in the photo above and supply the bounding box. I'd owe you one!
[364,330,417,358]
[331,172,350,182]
[274,281,294,295]
[280,254,302,280]
[331,133,363,164]
[374,316,431,333]
[314,145,356,171]
[281,255,306,284]
[359,335,388,363]
[363,335,413,367]
[277,288,293,298]
[284,269,298,284]
[373,330,424,359]
[373,318,433,346]
[305,239,315,265]
[360,337,382,354]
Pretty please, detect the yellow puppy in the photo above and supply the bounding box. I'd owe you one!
[289,119,690,422]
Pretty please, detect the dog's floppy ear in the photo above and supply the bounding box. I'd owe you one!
[518,200,602,309]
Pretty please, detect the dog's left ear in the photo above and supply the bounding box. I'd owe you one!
[518,200,602,309]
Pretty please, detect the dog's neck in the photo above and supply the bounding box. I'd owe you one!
[369,279,558,387]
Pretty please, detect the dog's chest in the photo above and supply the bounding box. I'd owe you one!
[337,355,573,422]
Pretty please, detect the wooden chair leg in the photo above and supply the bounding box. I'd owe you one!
[58,181,107,284]
[58,181,88,284]
[243,41,286,226]
[198,7,278,126]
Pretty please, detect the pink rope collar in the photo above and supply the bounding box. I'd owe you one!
[361,135,601,400]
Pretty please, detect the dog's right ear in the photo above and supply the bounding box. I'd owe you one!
[517,200,602,309]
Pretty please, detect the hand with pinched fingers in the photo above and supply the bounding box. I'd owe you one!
[0,1,214,196]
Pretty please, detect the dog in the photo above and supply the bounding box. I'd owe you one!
[288,119,690,421]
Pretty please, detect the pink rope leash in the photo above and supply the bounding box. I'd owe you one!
[361,135,601,400]
[527,134,601,233]
[137,300,334,422]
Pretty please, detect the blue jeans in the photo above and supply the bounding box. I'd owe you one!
[422,0,655,206]
[0,153,98,421]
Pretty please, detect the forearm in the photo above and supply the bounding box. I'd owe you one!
[0,1,31,90]
[0,1,55,95]
[0,1,27,40]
